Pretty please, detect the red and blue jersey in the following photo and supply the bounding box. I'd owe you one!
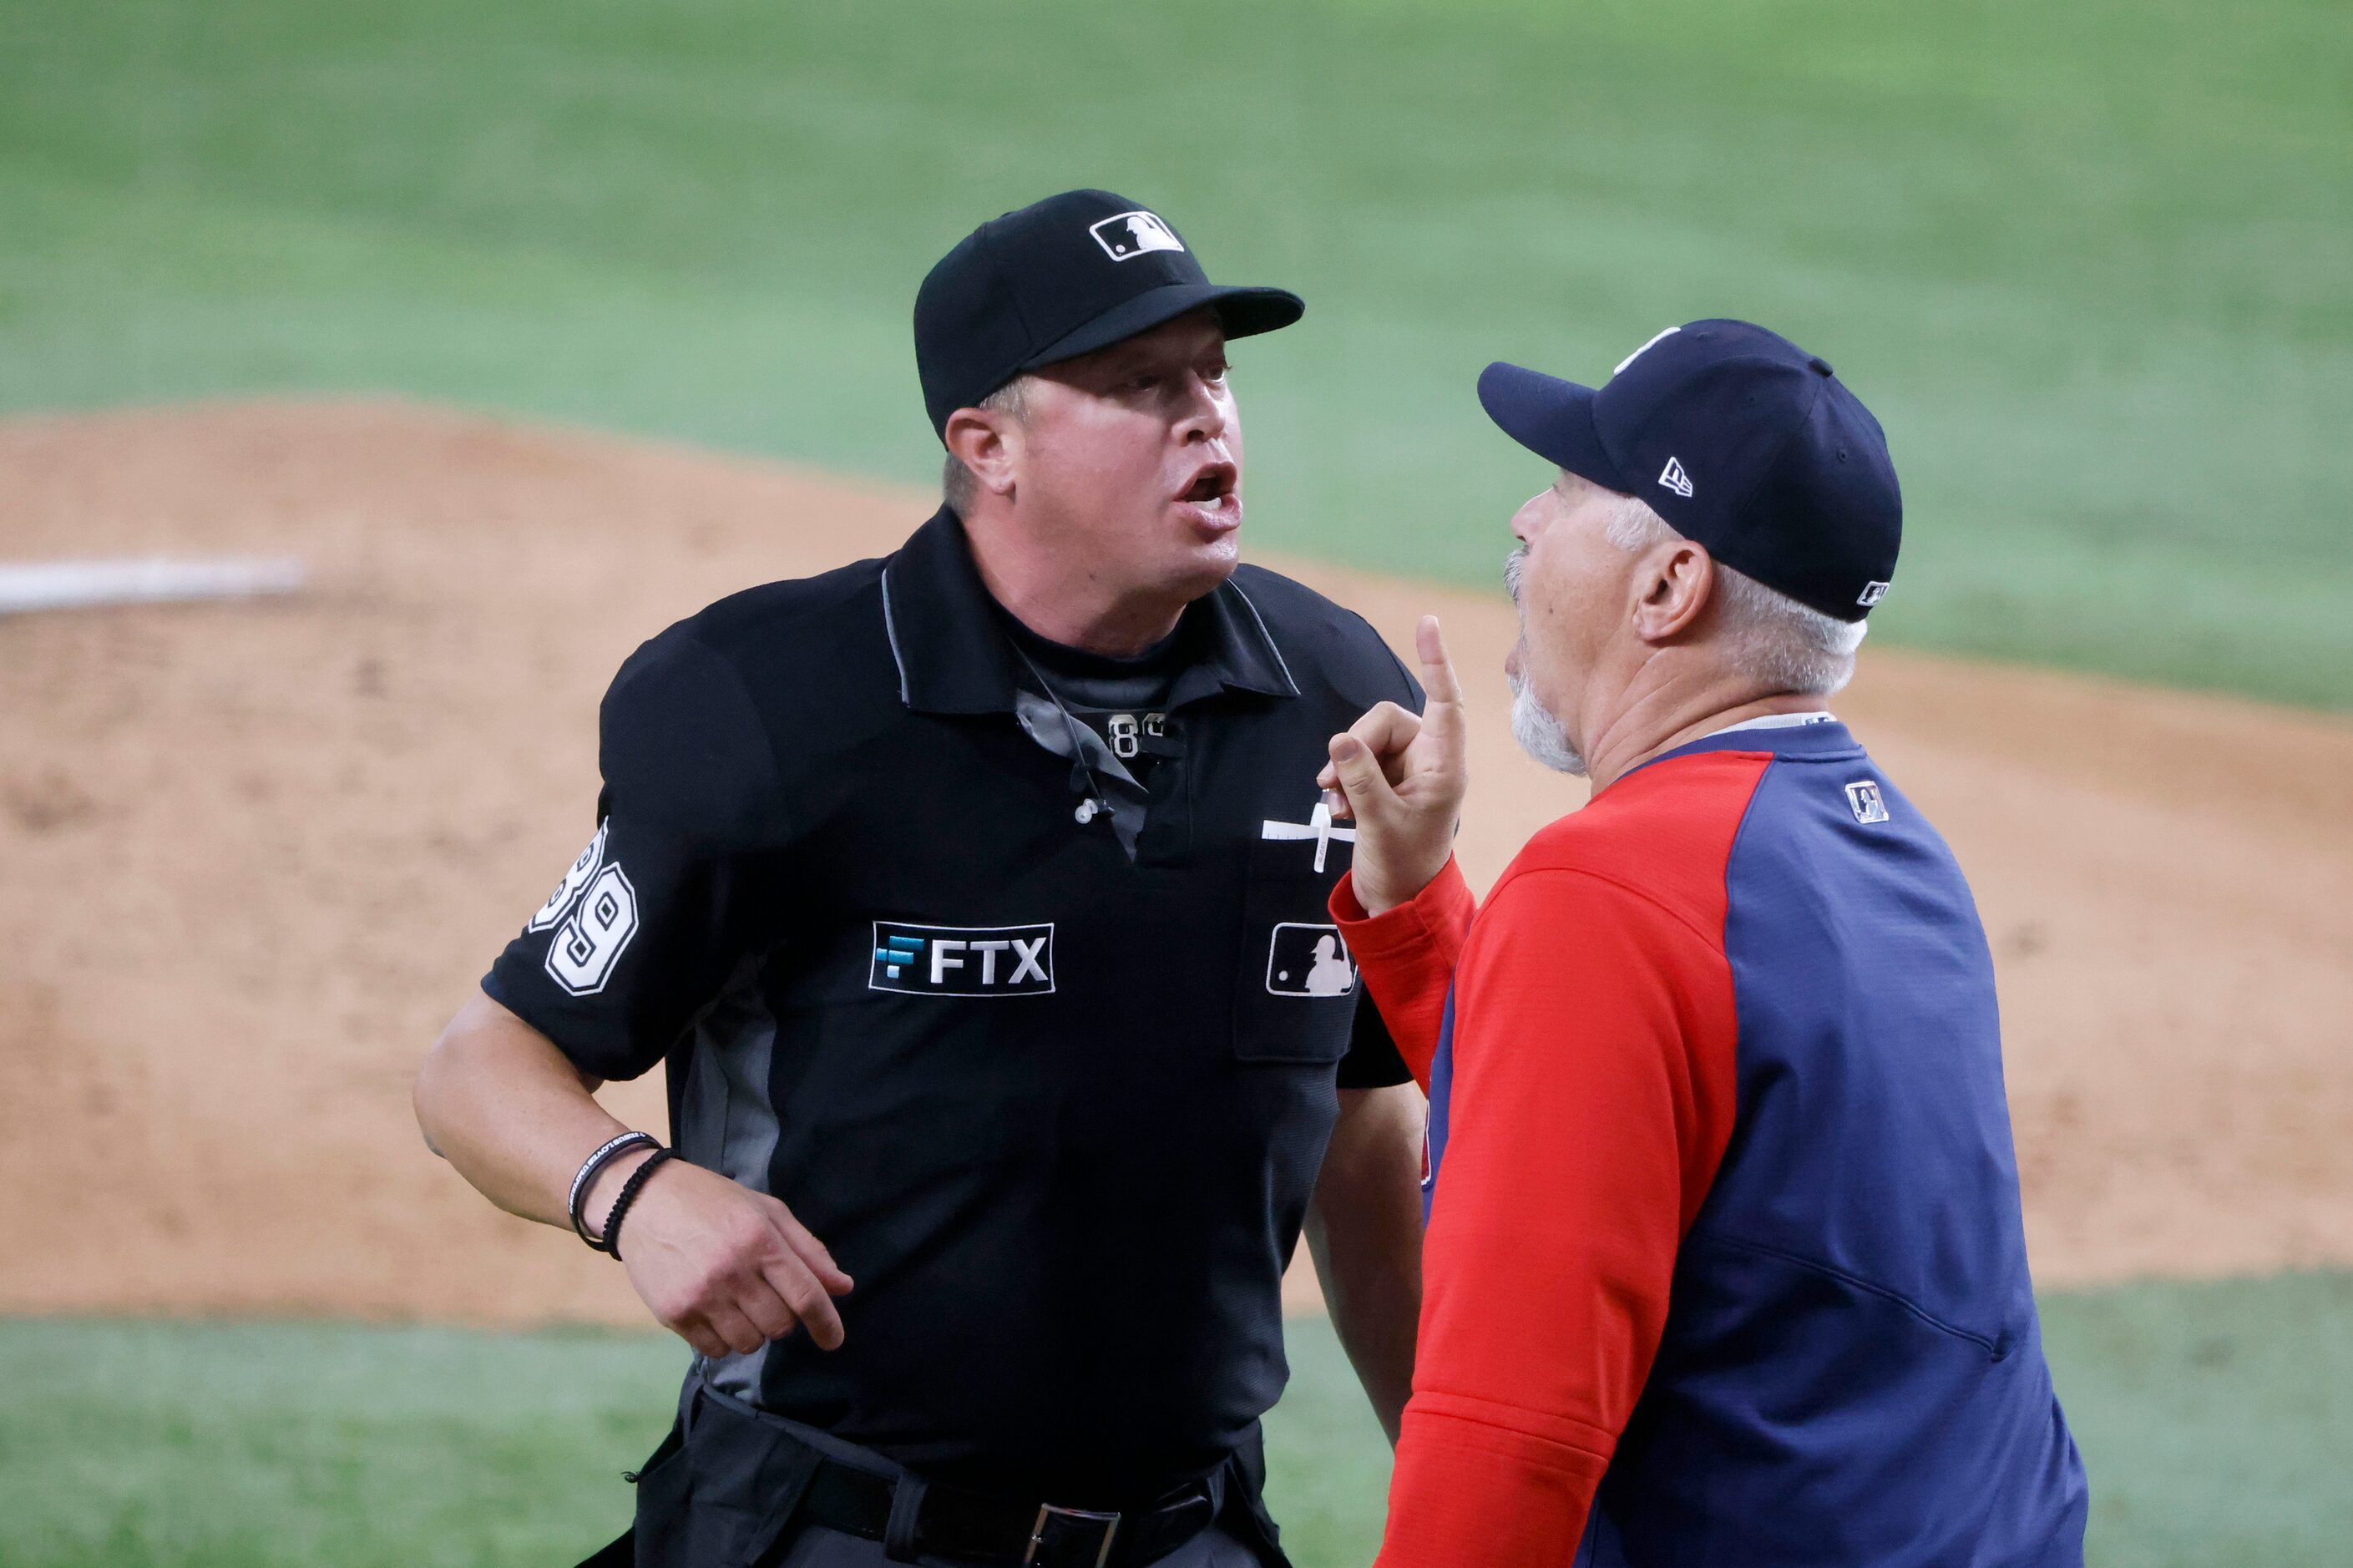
[1333,719,2087,1566]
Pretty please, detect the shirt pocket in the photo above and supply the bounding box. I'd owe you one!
[1231,837,1361,1065]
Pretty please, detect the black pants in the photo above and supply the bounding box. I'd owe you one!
[588,1378,1293,1568]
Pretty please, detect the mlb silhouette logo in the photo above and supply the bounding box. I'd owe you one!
[1265,922,1357,998]
[1857,580,1891,607]
[1090,210,1186,261]
[1844,779,1890,825]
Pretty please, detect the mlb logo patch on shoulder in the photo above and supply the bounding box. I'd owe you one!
[871,921,1054,997]
[1844,778,1890,825]
[1090,210,1185,260]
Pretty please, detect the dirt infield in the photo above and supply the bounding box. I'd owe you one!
[3,401,2348,1328]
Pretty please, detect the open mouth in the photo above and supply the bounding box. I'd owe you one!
[1178,463,1237,507]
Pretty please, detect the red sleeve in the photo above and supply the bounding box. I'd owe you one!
[1331,857,1476,1090]
[1374,867,1739,1566]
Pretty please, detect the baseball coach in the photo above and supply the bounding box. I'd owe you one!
[1320,321,2090,1566]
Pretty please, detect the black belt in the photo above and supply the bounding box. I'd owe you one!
[795,1454,1219,1568]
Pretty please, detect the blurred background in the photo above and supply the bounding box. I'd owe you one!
[1,1,2347,1563]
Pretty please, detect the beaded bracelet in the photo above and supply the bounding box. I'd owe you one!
[601,1148,676,1262]
[569,1130,660,1252]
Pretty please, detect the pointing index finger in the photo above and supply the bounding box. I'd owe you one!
[1414,615,1464,732]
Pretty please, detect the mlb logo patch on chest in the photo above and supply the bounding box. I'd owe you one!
[870,921,1055,997]
[1265,923,1357,998]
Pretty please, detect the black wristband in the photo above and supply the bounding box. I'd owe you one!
[601,1148,676,1262]
[569,1130,659,1252]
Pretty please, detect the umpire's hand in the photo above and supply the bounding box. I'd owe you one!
[417,993,854,1359]
[1320,615,1467,916]
[592,1151,855,1358]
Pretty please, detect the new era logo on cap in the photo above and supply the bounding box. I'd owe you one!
[1090,210,1186,261]
[1659,456,1695,498]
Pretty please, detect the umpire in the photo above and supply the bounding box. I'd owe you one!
[413,190,1428,1568]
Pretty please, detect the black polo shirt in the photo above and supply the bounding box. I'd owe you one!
[483,507,1419,1505]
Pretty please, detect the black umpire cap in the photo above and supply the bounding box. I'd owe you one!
[1478,320,1903,622]
[914,189,1305,440]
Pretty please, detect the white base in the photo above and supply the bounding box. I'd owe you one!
[0,557,306,615]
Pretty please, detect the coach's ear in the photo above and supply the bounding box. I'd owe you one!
[1631,538,1717,645]
[944,406,1020,501]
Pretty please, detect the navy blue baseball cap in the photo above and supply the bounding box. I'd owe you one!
[914,190,1304,440]
[1478,320,1902,621]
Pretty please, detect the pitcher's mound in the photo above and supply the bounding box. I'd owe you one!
[3,400,2348,1326]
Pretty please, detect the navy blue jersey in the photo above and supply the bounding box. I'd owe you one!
[1339,720,2087,1565]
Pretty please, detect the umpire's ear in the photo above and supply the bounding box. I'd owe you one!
[943,402,1021,503]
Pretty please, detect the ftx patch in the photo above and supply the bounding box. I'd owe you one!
[870,921,1055,997]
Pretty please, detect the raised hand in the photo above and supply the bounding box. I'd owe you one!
[1318,615,1467,916]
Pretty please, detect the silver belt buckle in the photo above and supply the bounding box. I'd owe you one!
[1024,1502,1121,1568]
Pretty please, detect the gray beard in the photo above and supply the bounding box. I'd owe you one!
[1508,664,1587,776]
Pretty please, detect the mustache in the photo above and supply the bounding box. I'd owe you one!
[1505,544,1528,605]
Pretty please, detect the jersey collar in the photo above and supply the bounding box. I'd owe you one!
[1635,715,1865,775]
[879,506,1298,716]
[1703,709,1837,737]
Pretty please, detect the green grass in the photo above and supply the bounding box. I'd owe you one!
[1,0,2348,706]
[3,1273,2350,1565]
[0,1319,686,1568]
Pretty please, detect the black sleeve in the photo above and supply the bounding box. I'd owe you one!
[1380,636,1429,716]
[482,629,787,1081]
[1336,994,1413,1089]
[1333,623,1424,1091]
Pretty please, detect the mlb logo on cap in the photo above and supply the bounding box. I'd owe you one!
[1090,210,1186,261]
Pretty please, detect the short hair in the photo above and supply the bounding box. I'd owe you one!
[940,377,1031,513]
[1603,493,1866,698]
